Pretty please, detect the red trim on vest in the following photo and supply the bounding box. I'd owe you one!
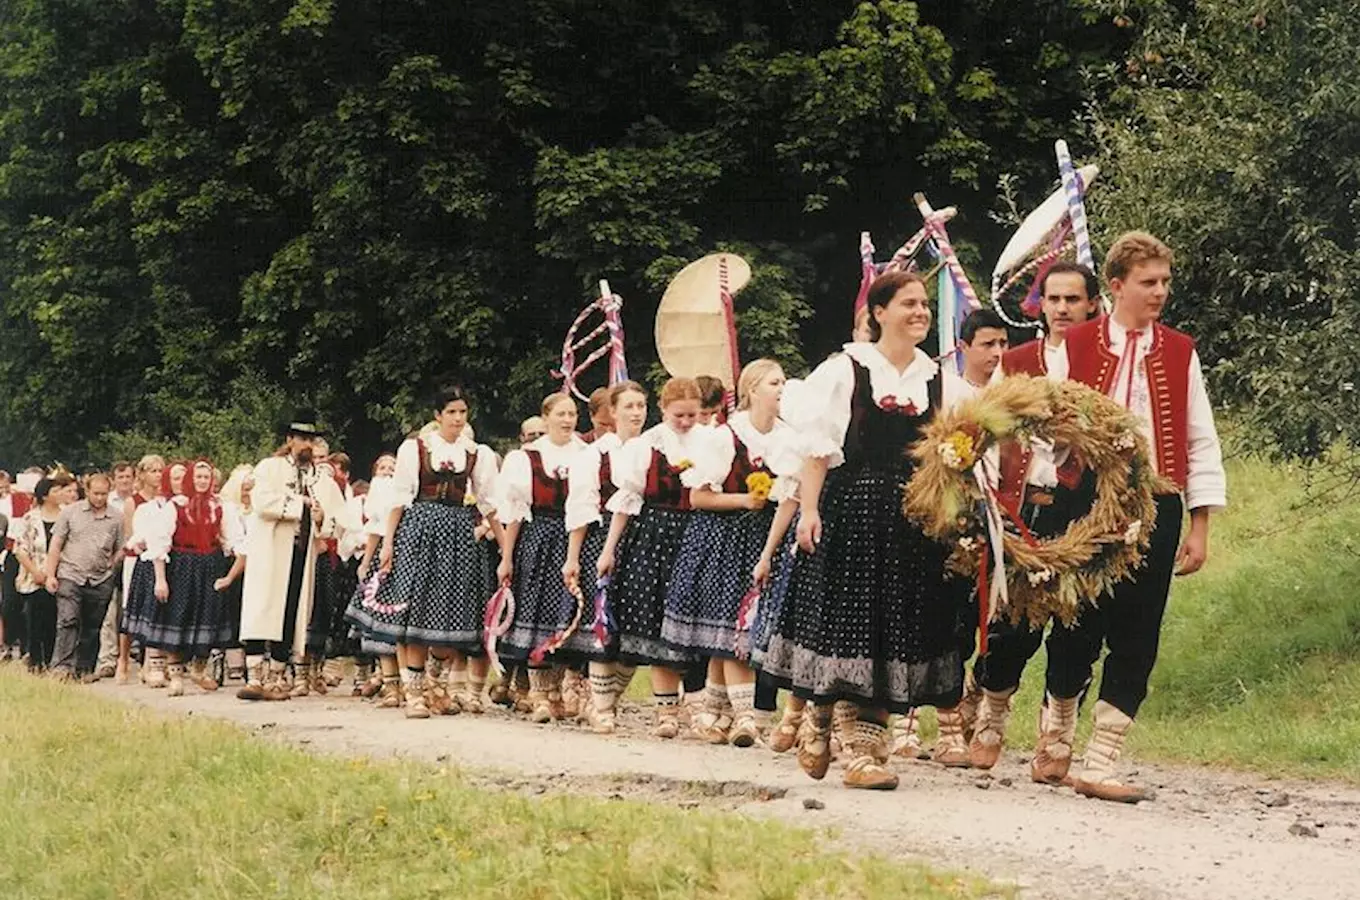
[1001,340,1047,378]
[527,449,570,512]
[1065,316,1194,489]
[719,429,771,494]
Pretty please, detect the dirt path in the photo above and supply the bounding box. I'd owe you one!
[97,681,1359,899]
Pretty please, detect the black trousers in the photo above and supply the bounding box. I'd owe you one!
[1,553,23,649]
[683,656,709,694]
[977,471,1100,695]
[243,543,308,664]
[1043,494,1183,718]
[24,589,56,669]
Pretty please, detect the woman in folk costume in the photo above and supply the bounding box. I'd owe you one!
[121,462,185,687]
[345,453,407,706]
[493,392,587,722]
[237,413,346,702]
[216,464,254,682]
[145,459,235,696]
[348,385,501,720]
[660,359,797,747]
[761,270,965,791]
[110,454,164,684]
[596,377,707,738]
[559,380,648,734]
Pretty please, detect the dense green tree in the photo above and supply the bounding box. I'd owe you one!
[0,0,1127,468]
[1089,0,1360,459]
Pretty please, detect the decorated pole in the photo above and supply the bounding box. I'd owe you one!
[1055,140,1095,272]
[555,281,629,401]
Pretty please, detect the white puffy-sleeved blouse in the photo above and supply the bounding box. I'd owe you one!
[221,501,250,557]
[494,434,587,526]
[392,431,498,516]
[131,498,178,563]
[362,476,400,538]
[780,342,940,469]
[691,411,801,503]
[564,432,623,533]
[605,422,710,516]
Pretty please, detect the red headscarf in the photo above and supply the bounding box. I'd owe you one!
[172,459,222,553]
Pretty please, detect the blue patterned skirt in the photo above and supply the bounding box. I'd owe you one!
[500,512,579,664]
[758,464,964,713]
[129,550,232,658]
[344,502,494,653]
[608,505,695,668]
[661,505,774,658]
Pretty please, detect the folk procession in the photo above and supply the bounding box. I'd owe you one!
[0,145,1224,802]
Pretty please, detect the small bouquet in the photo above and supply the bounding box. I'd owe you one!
[745,471,774,501]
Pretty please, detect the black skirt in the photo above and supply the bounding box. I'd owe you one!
[132,550,231,658]
[758,463,964,713]
[608,505,695,668]
[499,512,578,664]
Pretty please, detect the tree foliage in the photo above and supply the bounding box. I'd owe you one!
[0,0,1127,468]
[1089,0,1360,459]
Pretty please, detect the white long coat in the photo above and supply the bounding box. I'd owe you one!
[238,455,345,658]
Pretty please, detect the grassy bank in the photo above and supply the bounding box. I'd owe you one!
[990,455,1360,780]
[0,670,1002,899]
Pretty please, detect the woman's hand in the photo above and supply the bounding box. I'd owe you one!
[154,578,170,603]
[378,543,394,574]
[496,557,514,586]
[751,553,772,589]
[745,493,769,512]
[562,558,581,598]
[596,547,615,579]
[796,510,822,554]
[213,576,231,592]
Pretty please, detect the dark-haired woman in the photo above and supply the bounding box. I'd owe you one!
[347,386,502,719]
[761,270,964,790]
[13,475,76,671]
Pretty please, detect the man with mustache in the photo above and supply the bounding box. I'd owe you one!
[237,410,346,701]
[967,261,1101,771]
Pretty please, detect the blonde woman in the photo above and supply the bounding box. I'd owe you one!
[660,359,797,746]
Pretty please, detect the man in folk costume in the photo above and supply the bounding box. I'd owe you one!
[1044,233,1224,802]
[237,410,347,701]
[1000,261,1100,379]
[967,262,1101,771]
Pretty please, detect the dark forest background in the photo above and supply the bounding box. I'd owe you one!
[0,0,1354,468]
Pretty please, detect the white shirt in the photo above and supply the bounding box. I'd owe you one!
[564,432,624,533]
[1101,318,1226,511]
[494,434,587,525]
[392,431,498,515]
[781,342,939,469]
[942,366,1001,411]
[605,423,710,516]
[691,411,800,501]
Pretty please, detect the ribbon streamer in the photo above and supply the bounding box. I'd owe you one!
[359,569,406,616]
[588,575,615,649]
[555,280,629,401]
[732,585,761,660]
[482,583,516,677]
[528,583,587,665]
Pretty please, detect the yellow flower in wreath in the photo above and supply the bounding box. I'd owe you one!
[937,430,978,471]
[463,491,478,507]
[745,471,774,501]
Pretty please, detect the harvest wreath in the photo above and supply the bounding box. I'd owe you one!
[903,375,1166,631]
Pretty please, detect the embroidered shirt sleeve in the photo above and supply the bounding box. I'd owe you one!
[1184,351,1227,511]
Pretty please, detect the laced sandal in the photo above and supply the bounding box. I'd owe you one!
[796,707,833,780]
[843,754,899,790]
[729,713,760,748]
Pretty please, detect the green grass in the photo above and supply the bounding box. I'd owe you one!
[0,670,1004,900]
[986,454,1360,780]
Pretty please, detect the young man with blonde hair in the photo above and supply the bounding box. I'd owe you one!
[1041,232,1226,802]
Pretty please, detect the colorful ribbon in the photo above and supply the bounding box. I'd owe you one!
[482,582,516,677]
[588,575,615,649]
[528,584,587,665]
[732,585,761,661]
[555,280,629,401]
[359,569,406,616]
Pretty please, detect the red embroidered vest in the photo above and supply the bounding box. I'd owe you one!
[1001,340,1047,377]
[598,452,617,509]
[719,430,771,495]
[1065,316,1194,490]
[643,447,692,511]
[527,449,570,514]
[415,439,478,505]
